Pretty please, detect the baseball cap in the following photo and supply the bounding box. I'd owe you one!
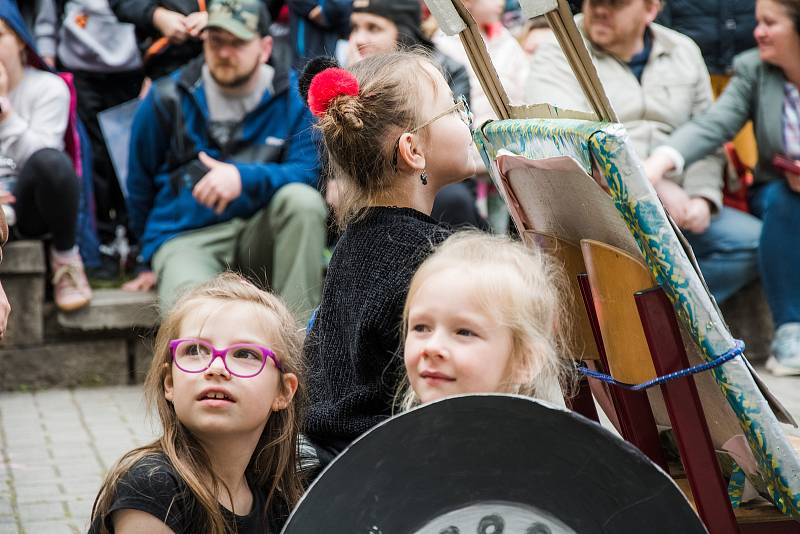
[206,0,272,41]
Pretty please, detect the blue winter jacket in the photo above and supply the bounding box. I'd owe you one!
[127,56,321,262]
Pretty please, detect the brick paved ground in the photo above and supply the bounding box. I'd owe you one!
[0,387,158,533]
[1,366,799,533]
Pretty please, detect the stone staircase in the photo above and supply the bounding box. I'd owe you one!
[0,241,158,390]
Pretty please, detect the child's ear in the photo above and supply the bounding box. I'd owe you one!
[396,132,426,173]
[163,364,175,403]
[271,373,298,411]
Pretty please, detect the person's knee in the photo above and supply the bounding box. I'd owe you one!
[760,181,800,221]
[24,148,78,191]
[270,183,327,221]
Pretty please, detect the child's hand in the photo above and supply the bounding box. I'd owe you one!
[185,11,208,38]
[122,271,156,292]
[192,152,242,214]
[683,197,712,234]
[787,170,800,193]
[654,179,690,226]
[0,281,9,340]
[153,7,189,44]
[0,62,9,96]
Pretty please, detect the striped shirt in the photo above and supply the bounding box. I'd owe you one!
[784,82,800,159]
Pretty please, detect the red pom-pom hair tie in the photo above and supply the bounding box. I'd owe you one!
[307,68,360,118]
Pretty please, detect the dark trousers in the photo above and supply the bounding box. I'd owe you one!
[15,148,79,252]
[71,69,143,242]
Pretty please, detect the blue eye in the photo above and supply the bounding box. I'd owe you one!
[457,328,475,337]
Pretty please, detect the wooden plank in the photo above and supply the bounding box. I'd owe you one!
[580,239,657,383]
[522,231,599,361]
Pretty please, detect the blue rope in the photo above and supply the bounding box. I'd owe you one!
[577,340,745,391]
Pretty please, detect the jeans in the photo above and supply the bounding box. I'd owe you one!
[749,180,800,327]
[683,206,761,305]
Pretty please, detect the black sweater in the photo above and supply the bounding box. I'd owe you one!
[304,207,450,447]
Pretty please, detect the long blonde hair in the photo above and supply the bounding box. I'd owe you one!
[90,272,306,533]
[397,231,574,410]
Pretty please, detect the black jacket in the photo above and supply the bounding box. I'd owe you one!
[657,0,756,75]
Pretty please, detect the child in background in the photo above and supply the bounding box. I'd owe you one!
[433,0,528,233]
[399,231,572,409]
[302,51,477,465]
[89,272,303,534]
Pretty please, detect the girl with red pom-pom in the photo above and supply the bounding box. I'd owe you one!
[301,51,477,471]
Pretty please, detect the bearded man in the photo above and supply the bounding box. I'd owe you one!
[125,0,326,319]
[527,0,762,305]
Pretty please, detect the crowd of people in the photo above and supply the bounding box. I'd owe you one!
[0,0,799,530]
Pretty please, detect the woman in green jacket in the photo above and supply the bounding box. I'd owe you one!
[646,0,800,376]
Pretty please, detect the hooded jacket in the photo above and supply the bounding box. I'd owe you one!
[126,53,321,262]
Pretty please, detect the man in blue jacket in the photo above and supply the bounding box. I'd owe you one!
[125,0,326,319]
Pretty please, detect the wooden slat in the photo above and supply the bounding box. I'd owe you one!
[580,239,656,383]
[543,1,618,122]
[522,231,599,361]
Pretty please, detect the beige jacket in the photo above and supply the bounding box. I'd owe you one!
[527,17,725,210]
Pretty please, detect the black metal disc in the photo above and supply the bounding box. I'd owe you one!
[284,395,705,534]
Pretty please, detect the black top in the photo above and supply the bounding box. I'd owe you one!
[304,206,450,448]
[88,453,286,534]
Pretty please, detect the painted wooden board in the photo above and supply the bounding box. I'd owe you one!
[474,118,800,518]
[283,395,704,533]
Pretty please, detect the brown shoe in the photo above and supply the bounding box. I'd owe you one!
[51,254,92,312]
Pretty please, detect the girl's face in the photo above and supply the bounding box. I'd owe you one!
[419,65,478,185]
[754,0,800,69]
[0,21,24,77]
[404,267,515,404]
[465,0,504,26]
[164,298,297,442]
[349,13,399,59]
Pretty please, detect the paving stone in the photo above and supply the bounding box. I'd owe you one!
[9,465,58,484]
[17,501,66,522]
[20,521,75,534]
[13,482,65,503]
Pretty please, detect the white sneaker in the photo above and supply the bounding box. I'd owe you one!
[766,323,800,376]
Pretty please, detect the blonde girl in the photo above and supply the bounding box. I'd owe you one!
[89,272,303,534]
[400,231,572,409]
[302,51,477,464]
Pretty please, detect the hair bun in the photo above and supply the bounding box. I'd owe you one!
[299,56,339,103]
[307,67,360,118]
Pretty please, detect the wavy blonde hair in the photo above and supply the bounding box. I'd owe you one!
[91,272,306,533]
[397,231,575,411]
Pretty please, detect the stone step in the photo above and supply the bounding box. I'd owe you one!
[0,240,46,347]
[56,288,159,332]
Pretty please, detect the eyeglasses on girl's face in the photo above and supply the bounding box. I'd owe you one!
[168,338,282,378]
[391,95,473,172]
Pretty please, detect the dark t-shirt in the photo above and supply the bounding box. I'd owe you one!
[88,453,286,534]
